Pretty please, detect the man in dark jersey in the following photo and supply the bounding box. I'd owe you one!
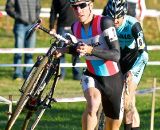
[55,0,124,129]
[102,0,149,130]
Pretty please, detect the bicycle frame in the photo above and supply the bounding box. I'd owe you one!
[5,19,71,130]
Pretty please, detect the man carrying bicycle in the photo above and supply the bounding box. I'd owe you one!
[102,0,149,130]
[55,0,124,129]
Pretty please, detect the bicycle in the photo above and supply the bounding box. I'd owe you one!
[5,19,75,130]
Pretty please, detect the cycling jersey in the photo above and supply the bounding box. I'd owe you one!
[72,15,121,76]
[71,15,124,120]
[117,15,148,76]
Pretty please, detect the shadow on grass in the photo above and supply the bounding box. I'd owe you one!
[1,104,160,130]
[1,99,160,130]
[0,102,85,130]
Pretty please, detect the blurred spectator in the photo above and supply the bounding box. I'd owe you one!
[5,0,41,80]
[127,0,146,25]
[49,0,81,80]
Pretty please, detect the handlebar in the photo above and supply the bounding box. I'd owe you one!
[26,19,41,40]
[39,25,69,44]
[39,24,80,66]
[26,19,69,44]
[26,19,80,66]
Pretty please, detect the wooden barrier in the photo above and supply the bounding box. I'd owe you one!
[150,78,156,130]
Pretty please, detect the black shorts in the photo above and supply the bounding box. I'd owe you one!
[82,70,124,119]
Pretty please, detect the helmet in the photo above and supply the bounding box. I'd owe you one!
[105,0,127,19]
[69,0,94,4]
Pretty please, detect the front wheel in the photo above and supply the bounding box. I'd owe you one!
[5,57,48,130]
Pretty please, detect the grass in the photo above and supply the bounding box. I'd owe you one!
[0,102,85,130]
[0,94,160,130]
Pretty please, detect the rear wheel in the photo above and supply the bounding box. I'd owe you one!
[21,59,60,130]
[95,103,105,130]
[21,111,34,130]
[21,70,51,130]
[5,57,48,130]
[28,97,50,130]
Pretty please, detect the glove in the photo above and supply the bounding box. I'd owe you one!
[65,33,78,44]
[65,33,81,66]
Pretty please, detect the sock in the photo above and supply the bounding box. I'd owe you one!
[131,127,140,130]
[124,124,132,130]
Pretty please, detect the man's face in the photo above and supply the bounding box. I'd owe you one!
[71,1,93,23]
[113,16,124,28]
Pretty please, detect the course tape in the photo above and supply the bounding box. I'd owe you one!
[136,87,160,94]
[56,87,160,102]
[0,61,159,67]
[0,96,12,104]
[0,87,159,103]
[0,45,159,54]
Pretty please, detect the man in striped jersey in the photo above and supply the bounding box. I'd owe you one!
[55,0,124,129]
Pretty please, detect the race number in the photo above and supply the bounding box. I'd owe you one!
[107,27,118,42]
[137,37,145,50]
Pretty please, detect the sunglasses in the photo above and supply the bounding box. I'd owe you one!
[72,3,88,10]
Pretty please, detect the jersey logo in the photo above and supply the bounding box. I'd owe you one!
[118,34,132,39]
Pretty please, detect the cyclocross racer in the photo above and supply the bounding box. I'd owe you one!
[55,0,124,129]
[102,0,149,130]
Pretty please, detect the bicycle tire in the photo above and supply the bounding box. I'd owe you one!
[30,109,45,130]
[29,98,49,130]
[95,103,105,130]
[21,111,34,130]
[21,97,49,130]
[27,61,60,130]
[5,57,48,130]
